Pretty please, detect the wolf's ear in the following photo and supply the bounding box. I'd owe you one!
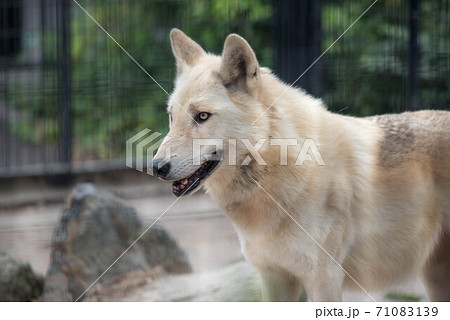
[220,34,260,95]
[170,28,206,76]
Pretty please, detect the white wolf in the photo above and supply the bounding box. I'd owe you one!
[153,29,450,301]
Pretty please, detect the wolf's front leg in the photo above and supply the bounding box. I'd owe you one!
[303,267,344,301]
[259,268,302,301]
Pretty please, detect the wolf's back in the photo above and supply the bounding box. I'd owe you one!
[369,110,450,178]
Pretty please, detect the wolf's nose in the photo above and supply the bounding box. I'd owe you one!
[152,159,171,178]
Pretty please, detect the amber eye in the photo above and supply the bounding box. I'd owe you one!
[197,112,211,122]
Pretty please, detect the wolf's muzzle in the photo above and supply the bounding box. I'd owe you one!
[152,158,171,178]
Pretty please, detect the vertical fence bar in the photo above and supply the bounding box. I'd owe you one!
[273,0,322,96]
[56,0,72,177]
[309,0,322,97]
[408,0,419,110]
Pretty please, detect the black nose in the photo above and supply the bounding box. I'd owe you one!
[152,158,170,178]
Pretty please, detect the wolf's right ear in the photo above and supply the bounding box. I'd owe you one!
[220,34,260,95]
[170,29,206,76]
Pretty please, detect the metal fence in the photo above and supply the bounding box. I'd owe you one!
[0,0,449,178]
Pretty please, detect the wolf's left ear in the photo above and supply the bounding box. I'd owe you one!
[220,34,260,95]
[170,28,206,76]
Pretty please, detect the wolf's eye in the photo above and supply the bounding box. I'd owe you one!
[196,112,211,123]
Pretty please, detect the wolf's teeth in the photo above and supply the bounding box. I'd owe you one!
[181,178,188,185]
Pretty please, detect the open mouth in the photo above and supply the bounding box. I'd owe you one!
[172,159,220,197]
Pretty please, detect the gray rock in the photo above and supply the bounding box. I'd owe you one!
[42,183,191,301]
[0,252,44,301]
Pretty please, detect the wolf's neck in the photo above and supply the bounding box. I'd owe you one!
[257,72,326,140]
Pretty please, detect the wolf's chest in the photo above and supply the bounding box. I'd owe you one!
[232,217,315,273]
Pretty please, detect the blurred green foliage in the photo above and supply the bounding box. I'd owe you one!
[323,0,449,116]
[385,291,423,302]
[10,0,272,160]
[7,0,449,161]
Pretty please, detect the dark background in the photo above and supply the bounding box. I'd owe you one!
[0,0,449,178]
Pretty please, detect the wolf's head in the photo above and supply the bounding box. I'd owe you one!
[153,29,272,197]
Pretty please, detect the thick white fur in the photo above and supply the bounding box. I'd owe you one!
[154,29,450,301]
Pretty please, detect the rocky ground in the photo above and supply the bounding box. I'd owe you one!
[0,180,428,301]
